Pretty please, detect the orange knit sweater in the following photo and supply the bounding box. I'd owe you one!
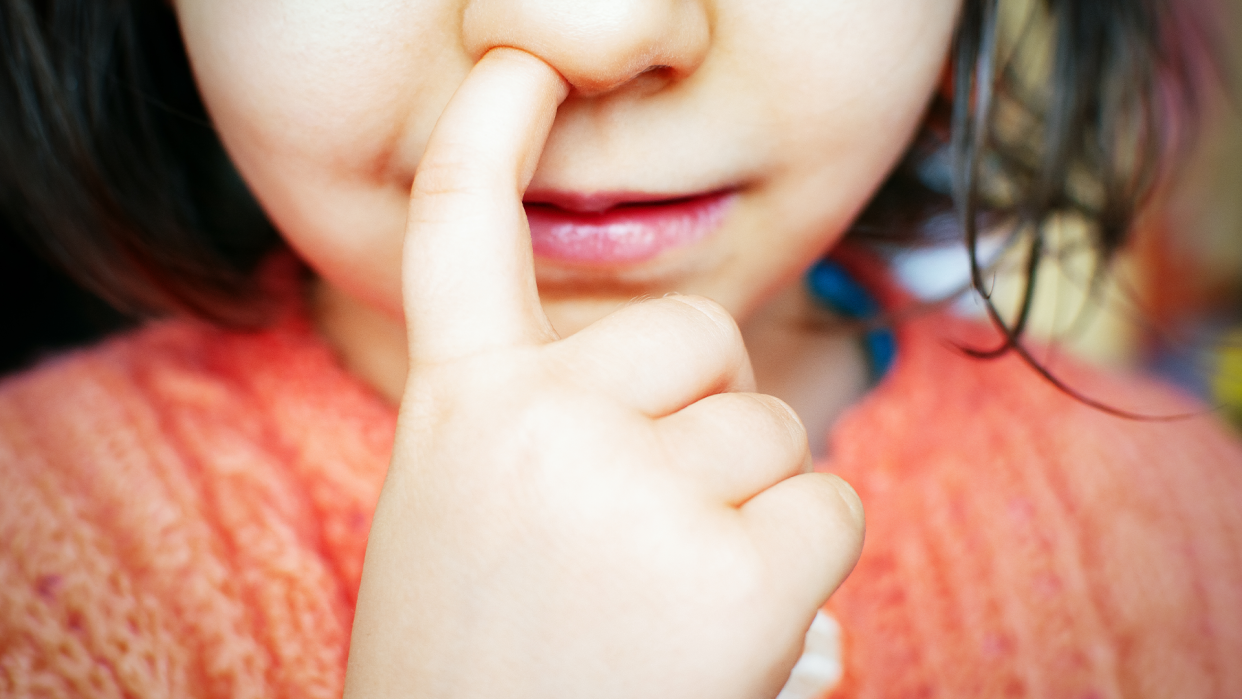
[2,297,1241,698]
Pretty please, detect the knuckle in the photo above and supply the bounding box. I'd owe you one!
[829,475,865,525]
[757,394,804,431]
[805,473,865,531]
[662,295,746,373]
[666,295,741,339]
[412,159,468,196]
[411,153,498,200]
[740,393,807,448]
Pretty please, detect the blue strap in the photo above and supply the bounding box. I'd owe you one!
[805,259,896,381]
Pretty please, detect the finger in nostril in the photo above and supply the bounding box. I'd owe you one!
[566,63,677,98]
[461,0,711,98]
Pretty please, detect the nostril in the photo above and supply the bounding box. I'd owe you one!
[638,64,677,83]
[625,64,677,93]
[573,64,676,98]
[462,0,710,98]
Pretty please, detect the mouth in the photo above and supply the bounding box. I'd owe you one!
[522,189,737,265]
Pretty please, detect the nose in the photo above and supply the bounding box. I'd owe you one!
[461,0,711,96]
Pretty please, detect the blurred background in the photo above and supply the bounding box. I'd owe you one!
[892,0,1242,427]
[0,215,133,375]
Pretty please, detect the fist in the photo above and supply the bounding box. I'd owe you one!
[345,48,864,699]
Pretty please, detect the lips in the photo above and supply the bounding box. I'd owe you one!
[523,190,736,264]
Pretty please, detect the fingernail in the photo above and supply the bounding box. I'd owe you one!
[827,474,864,525]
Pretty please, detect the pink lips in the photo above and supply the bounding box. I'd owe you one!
[523,190,735,264]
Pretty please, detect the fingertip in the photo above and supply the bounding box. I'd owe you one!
[742,471,866,597]
[478,47,571,104]
[736,359,759,395]
[663,295,738,337]
[793,473,865,558]
[660,295,752,390]
[824,474,865,534]
[799,451,814,476]
[748,394,809,463]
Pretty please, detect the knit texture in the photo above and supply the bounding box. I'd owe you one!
[824,319,1242,698]
[0,308,393,698]
[2,296,1241,697]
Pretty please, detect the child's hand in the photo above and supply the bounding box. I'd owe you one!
[345,48,864,699]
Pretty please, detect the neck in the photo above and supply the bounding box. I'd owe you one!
[739,281,870,458]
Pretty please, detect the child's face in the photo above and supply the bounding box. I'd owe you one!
[176,0,959,333]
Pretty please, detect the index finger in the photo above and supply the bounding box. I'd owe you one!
[403,48,569,365]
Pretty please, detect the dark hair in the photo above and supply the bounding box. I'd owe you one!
[852,0,1212,348]
[849,0,1214,413]
[0,0,1214,356]
[0,0,277,327]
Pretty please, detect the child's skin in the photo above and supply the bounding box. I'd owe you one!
[172,0,960,694]
[349,51,865,697]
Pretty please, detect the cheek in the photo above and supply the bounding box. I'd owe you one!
[756,0,957,197]
[176,0,468,315]
[702,0,957,311]
[174,0,958,322]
